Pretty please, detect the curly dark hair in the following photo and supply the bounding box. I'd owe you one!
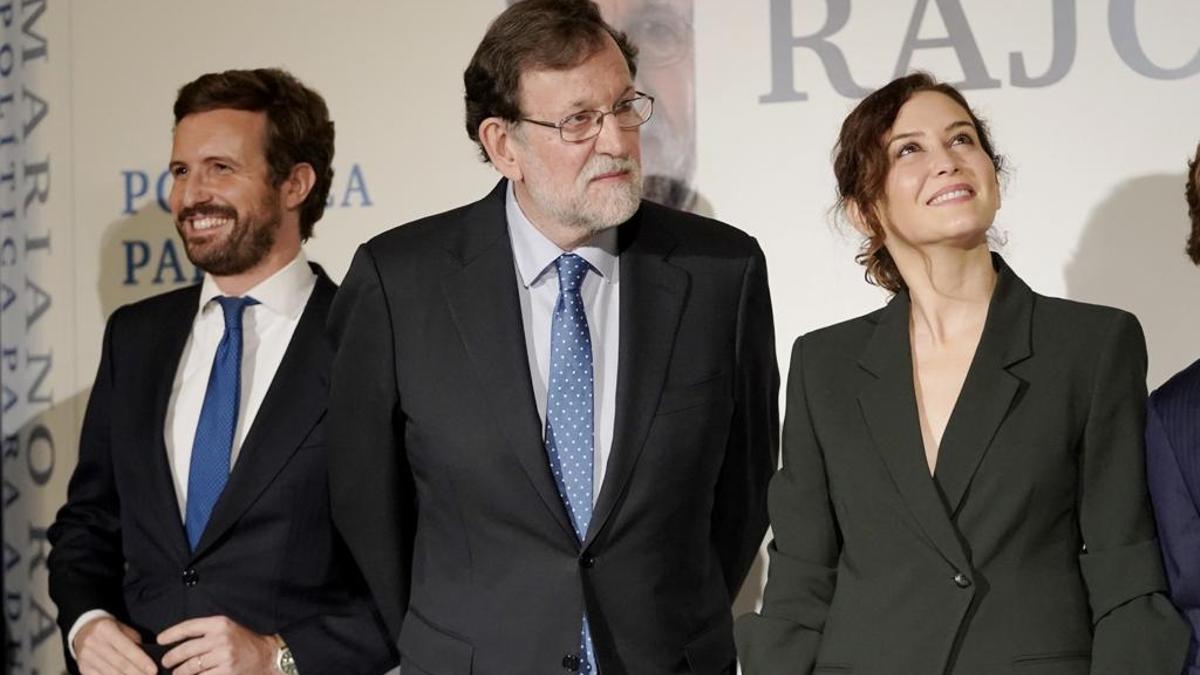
[464,0,638,163]
[833,72,1005,293]
[1186,142,1200,264]
[174,68,335,240]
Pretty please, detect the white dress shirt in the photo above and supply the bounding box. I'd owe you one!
[507,180,620,501]
[67,251,316,655]
[164,251,316,514]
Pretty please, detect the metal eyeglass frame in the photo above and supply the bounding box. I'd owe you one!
[518,92,655,143]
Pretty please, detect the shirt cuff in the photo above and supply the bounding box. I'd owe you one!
[67,609,116,660]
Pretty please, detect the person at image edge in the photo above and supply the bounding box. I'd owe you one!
[47,69,397,675]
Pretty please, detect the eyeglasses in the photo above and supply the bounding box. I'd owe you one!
[519,92,655,143]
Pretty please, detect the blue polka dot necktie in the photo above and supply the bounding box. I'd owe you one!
[544,254,597,674]
[185,295,258,551]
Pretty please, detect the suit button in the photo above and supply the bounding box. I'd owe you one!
[182,568,199,587]
[953,573,971,588]
[562,654,581,671]
[580,553,595,569]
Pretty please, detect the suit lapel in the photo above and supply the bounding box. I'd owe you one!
[146,287,200,561]
[933,256,1033,515]
[192,270,336,558]
[858,256,1035,569]
[857,292,971,573]
[585,212,687,548]
[441,181,578,543]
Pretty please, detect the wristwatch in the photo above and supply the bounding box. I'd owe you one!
[273,635,298,675]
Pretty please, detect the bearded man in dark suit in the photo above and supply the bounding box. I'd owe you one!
[326,2,779,674]
[48,68,396,675]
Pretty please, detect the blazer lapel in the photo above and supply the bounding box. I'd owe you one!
[933,255,1033,516]
[442,181,578,543]
[192,270,336,558]
[585,212,687,548]
[857,292,970,573]
[146,287,200,561]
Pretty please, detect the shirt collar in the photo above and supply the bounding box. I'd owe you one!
[505,179,618,289]
[197,250,316,318]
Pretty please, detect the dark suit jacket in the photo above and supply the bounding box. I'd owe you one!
[735,257,1188,675]
[47,266,397,675]
[1147,360,1200,674]
[326,180,779,675]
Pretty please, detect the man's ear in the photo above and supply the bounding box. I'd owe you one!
[478,117,524,182]
[282,162,317,211]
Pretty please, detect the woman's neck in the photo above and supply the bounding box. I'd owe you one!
[894,244,996,346]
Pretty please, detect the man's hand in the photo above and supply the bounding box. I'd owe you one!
[157,616,278,675]
[73,616,158,675]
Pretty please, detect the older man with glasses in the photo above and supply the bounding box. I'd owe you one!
[325,1,779,674]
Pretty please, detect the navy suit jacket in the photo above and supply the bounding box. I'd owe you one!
[48,266,397,674]
[1148,360,1200,674]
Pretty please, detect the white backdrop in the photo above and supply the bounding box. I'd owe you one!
[3,1,1199,672]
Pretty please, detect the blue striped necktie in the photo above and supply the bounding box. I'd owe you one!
[185,295,258,551]
[544,253,597,673]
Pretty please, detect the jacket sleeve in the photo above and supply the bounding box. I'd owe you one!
[1077,312,1188,674]
[735,336,840,675]
[47,311,131,673]
[1145,390,1200,668]
[711,240,780,598]
[326,243,417,641]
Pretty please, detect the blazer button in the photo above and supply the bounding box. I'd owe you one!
[953,572,971,588]
[182,568,199,587]
[580,553,595,569]
[562,654,581,671]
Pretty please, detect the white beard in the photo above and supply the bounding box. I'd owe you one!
[524,154,643,235]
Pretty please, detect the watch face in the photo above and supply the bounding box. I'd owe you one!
[277,647,298,675]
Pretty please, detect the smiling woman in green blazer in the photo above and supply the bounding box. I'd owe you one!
[735,73,1188,675]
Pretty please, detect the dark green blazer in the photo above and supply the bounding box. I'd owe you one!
[736,257,1187,675]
